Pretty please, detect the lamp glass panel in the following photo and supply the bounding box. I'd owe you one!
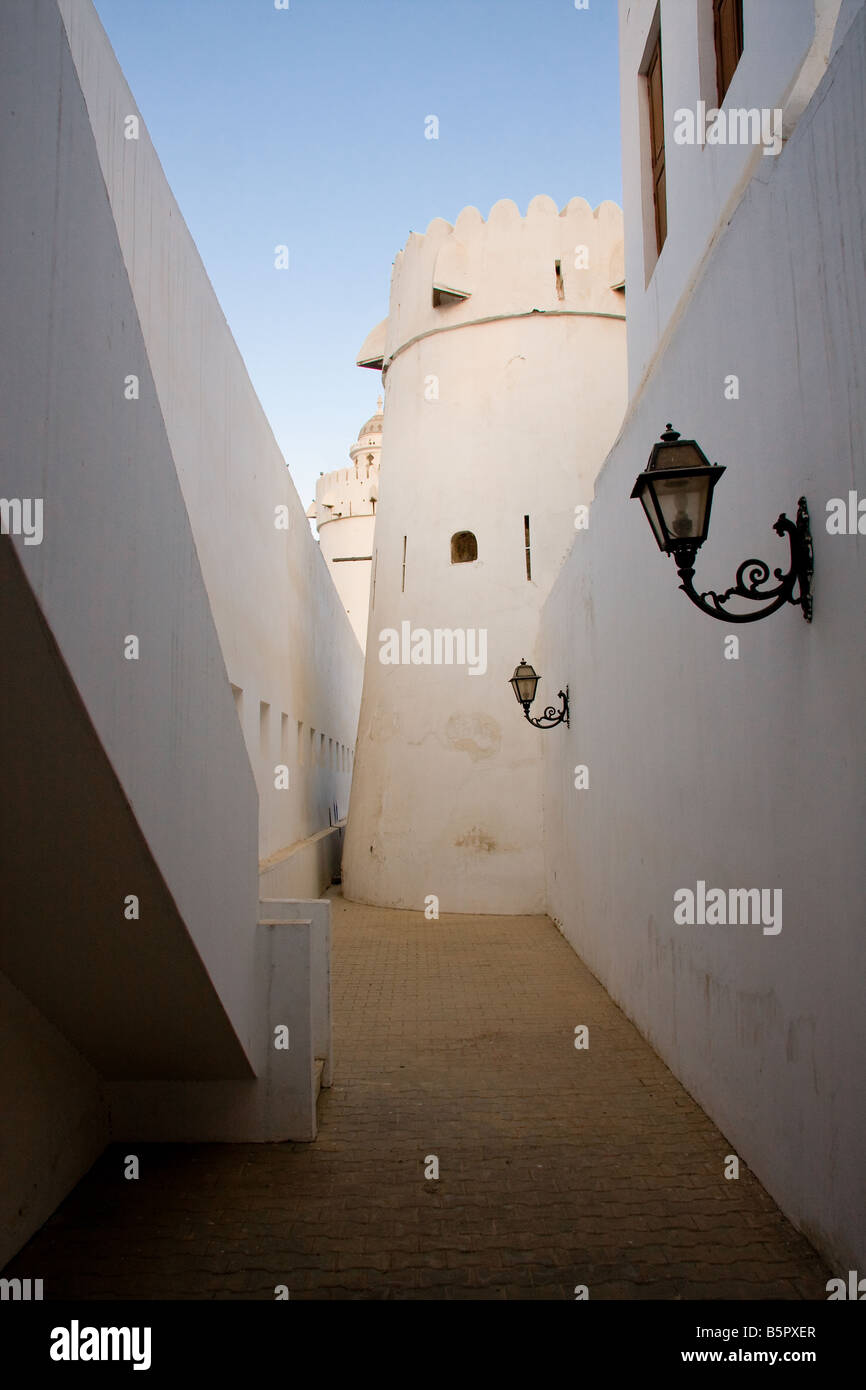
[652,471,712,543]
[638,484,668,548]
[651,442,705,471]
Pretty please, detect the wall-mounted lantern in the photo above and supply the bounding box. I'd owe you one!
[631,426,813,622]
[509,660,569,729]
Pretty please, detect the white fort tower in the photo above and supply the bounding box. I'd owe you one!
[308,402,382,650]
[343,195,628,914]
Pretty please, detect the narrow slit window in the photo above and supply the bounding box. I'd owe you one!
[259,701,270,753]
[554,260,565,301]
[524,516,532,580]
[401,536,407,592]
[713,0,744,103]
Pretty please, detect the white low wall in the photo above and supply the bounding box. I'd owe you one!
[540,8,866,1272]
[259,824,345,901]
[107,899,333,1145]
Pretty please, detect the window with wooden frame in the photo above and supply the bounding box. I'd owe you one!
[646,28,667,256]
[714,0,744,103]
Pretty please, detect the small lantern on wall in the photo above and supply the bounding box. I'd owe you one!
[631,426,813,622]
[631,426,724,553]
[509,660,569,730]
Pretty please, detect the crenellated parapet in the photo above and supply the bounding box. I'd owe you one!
[357,195,624,375]
[308,400,382,530]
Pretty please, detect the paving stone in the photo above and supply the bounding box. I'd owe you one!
[2,893,830,1300]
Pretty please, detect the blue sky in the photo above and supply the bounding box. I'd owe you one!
[93,0,622,508]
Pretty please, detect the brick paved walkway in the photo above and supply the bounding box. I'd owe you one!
[5,894,828,1299]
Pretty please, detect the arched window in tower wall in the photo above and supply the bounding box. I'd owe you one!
[451,531,478,564]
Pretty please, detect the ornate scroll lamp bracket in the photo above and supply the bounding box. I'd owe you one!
[674,498,813,624]
[523,687,570,730]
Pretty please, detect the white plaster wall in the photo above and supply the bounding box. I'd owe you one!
[0,0,259,1065]
[0,0,264,1262]
[541,7,866,1269]
[58,0,364,869]
[620,0,862,395]
[0,0,352,1262]
[317,467,378,513]
[311,415,381,651]
[831,0,866,52]
[319,515,375,650]
[343,197,627,912]
[0,971,108,1269]
[259,825,346,901]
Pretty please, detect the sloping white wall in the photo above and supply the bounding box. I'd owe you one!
[0,0,356,1264]
[541,7,866,1270]
[0,0,262,1265]
[57,0,364,868]
[0,0,259,1068]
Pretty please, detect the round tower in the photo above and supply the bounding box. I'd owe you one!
[343,195,627,913]
[308,401,382,650]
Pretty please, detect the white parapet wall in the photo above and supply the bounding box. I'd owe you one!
[259,823,346,901]
[343,196,628,913]
[108,899,333,1145]
[540,5,866,1271]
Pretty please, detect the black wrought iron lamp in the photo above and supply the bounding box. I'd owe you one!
[631,426,813,622]
[509,660,569,729]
